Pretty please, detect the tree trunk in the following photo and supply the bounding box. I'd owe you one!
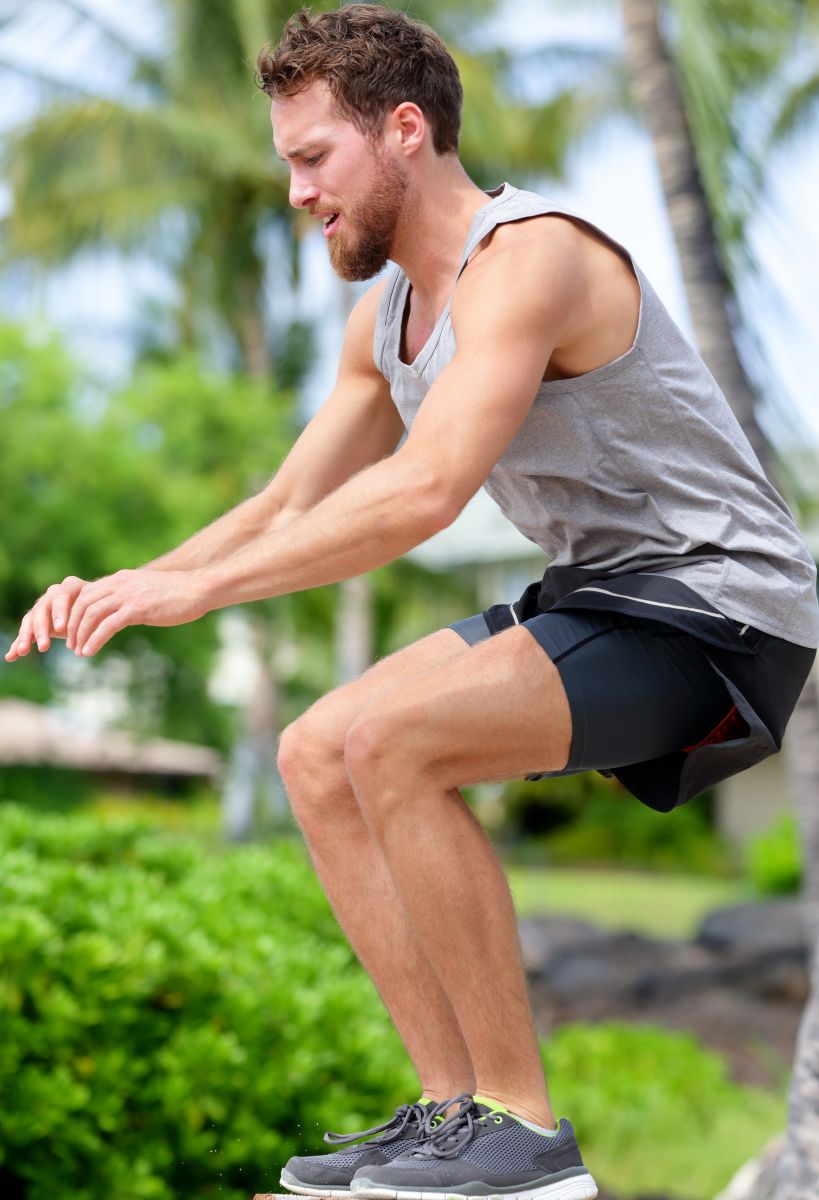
[776,663,819,1200]
[620,0,769,472]
[221,609,287,840]
[236,302,271,380]
[336,575,374,685]
[620,3,819,1196]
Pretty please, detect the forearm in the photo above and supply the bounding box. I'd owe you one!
[200,457,447,610]
[142,491,292,573]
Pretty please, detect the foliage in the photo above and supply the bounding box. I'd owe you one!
[0,802,421,1200]
[745,811,803,895]
[547,1021,787,1197]
[0,766,94,812]
[496,774,738,876]
[0,0,586,373]
[0,804,786,1200]
[0,320,294,747]
[669,0,803,255]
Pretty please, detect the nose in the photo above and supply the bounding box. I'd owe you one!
[289,169,320,211]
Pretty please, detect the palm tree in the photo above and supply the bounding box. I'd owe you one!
[1,0,593,829]
[619,2,819,1196]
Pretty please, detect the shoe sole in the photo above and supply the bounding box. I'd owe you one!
[280,1168,354,1197]
[349,1175,598,1200]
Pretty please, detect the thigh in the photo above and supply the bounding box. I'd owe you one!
[347,622,574,785]
[453,607,734,774]
[295,626,472,748]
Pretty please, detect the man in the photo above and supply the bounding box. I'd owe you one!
[6,5,818,1199]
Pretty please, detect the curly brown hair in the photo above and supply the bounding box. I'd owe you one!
[256,4,462,155]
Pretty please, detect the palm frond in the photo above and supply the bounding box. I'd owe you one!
[3,97,286,261]
[57,0,161,69]
[0,54,104,100]
[232,0,277,66]
[669,0,802,257]
[770,70,819,143]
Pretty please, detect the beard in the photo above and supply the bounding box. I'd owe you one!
[328,150,410,282]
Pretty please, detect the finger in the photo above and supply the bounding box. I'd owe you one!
[77,609,129,657]
[52,590,79,636]
[8,612,36,659]
[32,595,57,653]
[66,583,108,648]
[74,598,119,656]
[55,577,86,637]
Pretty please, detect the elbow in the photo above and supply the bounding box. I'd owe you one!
[404,468,463,538]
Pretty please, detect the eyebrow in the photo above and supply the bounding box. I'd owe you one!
[276,142,323,163]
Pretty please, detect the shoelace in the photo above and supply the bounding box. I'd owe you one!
[323,1101,433,1147]
[410,1093,502,1159]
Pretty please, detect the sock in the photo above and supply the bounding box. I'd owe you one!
[472,1094,559,1137]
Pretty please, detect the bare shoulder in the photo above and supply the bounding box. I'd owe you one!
[452,211,638,351]
[451,216,583,335]
[484,211,628,269]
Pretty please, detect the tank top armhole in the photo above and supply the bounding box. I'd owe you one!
[474,193,646,354]
[373,265,404,381]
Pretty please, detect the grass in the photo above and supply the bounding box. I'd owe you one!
[547,1021,788,1198]
[503,862,753,939]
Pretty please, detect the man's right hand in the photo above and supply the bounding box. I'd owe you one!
[4,576,88,661]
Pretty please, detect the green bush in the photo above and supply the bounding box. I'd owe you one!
[0,804,419,1200]
[547,1021,786,1197]
[499,778,737,876]
[745,812,803,895]
[0,806,783,1200]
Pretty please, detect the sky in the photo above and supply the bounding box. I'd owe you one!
[1,0,818,448]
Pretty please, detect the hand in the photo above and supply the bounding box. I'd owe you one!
[5,569,209,662]
[64,568,210,657]
[5,576,88,661]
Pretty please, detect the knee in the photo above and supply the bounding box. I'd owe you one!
[276,719,307,788]
[343,714,394,783]
[277,712,342,802]
[343,714,416,829]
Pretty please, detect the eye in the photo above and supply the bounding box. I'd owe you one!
[304,153,323,166]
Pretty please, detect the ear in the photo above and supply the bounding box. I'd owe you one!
[389,101,426,157]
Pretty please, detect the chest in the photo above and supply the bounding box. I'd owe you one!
[399,295,439,366]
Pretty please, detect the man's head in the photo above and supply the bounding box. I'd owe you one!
[257,4,463,280]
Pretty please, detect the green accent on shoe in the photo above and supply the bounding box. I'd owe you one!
[472,1093,512,1115]
[472,1094,560,1137]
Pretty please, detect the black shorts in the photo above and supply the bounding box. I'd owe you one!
[449,594,816,812]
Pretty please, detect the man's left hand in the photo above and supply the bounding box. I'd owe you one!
[64,568,209,657]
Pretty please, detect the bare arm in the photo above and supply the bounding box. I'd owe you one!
[27,233,579,658]
[194,232,577,608]
[5,281,403,660]
[142,493,286,573]
[144,282,404,572]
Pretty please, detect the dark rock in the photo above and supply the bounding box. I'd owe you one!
[520,902,811,1088]
[696,898,808,955]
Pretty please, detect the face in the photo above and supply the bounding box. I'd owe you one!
[271,80,411,281]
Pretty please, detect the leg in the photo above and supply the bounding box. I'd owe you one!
[343,624,573,1130]
[277,626,479,1105]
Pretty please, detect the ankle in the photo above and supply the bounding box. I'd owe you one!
[474,1089,556,1131]
[420,1084,475,1107]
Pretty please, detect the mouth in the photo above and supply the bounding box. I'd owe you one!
[318,211,341,238]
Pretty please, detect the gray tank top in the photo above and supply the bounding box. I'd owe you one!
[373,183,819,650]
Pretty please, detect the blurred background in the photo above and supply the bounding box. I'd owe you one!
[1,1,818,1198]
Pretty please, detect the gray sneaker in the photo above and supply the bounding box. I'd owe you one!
[349,1093,598,1199]
[280,1099,445,1198]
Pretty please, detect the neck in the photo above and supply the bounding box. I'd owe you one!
[389,159,496,311]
